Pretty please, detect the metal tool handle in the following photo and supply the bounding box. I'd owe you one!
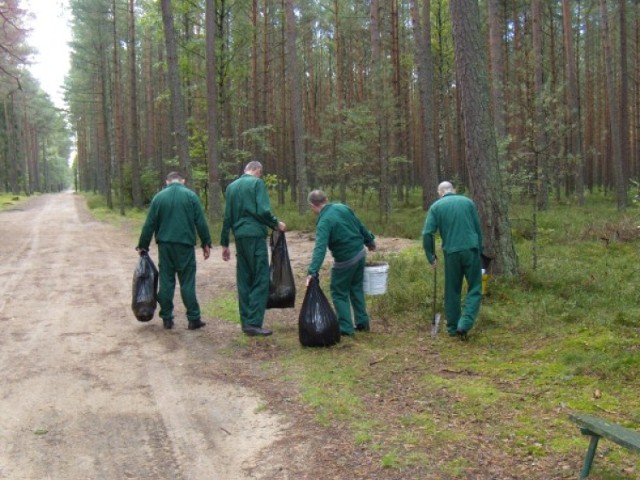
[432,264,437,323]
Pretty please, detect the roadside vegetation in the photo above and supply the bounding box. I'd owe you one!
[83,188,640,479]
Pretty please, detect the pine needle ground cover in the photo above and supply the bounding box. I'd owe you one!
[244,195,640,479]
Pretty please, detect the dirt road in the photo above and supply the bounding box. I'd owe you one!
[0,192,299,479]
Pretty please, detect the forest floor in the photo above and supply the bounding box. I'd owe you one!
[0,191,418,479]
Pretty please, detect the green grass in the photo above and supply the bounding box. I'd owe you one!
[81,187,640,478]
[0,193,31,210]
[202,294,239,324]
[266,193,640,477]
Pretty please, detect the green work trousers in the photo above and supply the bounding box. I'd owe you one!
[330,256,369,335]
[157,242,201,322]
[443,248,482,335]
[235,237,269,328]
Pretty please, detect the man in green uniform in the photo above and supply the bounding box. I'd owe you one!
[306,190,376,336]
[221,161,286,337]
[137,171,212,330]
[422,181,483,340]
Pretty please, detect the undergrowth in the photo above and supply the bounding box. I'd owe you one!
[82,188,640,479]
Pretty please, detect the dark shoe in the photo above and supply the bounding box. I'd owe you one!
[163,318,174,330]
[355,324,370,332]
[188,319,207,330]
[242,326,273,337]
[456,329,468,341]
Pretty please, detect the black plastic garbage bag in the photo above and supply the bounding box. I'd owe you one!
[298,277,340,347]
[267,230,296,309]
[132,252,159,322]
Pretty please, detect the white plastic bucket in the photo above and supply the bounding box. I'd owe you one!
[363,262,389,295]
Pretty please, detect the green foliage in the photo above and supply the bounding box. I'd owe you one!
[228,194,640,477]
[84,187,640,476]
[0,194,27,210]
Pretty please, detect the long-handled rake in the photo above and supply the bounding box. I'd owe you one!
[430,265,441,337]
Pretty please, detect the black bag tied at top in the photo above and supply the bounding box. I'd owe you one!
[267,230,296,309]
[298,276,340,347]
[132,252,159,322]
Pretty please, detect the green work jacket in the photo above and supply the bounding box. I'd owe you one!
[308,203,375,275]
[422,193,483,264]
[220,174,279,246]
[137,182,212,249]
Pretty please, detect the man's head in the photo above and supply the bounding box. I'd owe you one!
[166,171,185,184]
[437,181,455,197]
[307,190,328,214]
[244,160,263,177]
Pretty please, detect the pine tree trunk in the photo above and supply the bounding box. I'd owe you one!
[562,0,584,205]
[128,0,143,209]
[205,0,223,220]
[599,0,627,210]
[449,0,518,276]
[285,0,308,212]
[410,0,438,210]
[160,0,192,180]
[487,0,506,139]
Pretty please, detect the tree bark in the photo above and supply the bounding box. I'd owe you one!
[487,0,506,139]
[561,0,584,205]
[370,0,390,217]
[112,0,125,215]
[449,0,518,276]
[532,0,548,211]
[160,0,192,180]
[128,0,143,209]
[410,0,438,209]
[284,0,308,212]
[599,0,627,210]
[205,0,223,220]
[619,0,630,180]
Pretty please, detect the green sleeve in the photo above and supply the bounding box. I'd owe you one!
[255,180,278,228]
[357,215,375,246]
[308,218,330,275]
[472,205,483,253]
[137,200,158,249]
[192,193,212,247]
[220,188,232,247]
[422,210,437,264]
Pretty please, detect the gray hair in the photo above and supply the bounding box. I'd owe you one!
[307,189,328,206]
[166,171,185,183]
[244,160,263,173]
[437,181,455,195]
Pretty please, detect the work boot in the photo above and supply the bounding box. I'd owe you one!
[188,319,206,330]
[355,324,370,332]
[456,329,468,341]
[163,318,174,330]
[242,326,272,337]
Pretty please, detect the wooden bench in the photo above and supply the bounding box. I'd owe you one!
[569,412,640,479]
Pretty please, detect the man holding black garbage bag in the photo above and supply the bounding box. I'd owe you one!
[221,161,286,337]
[306,190,376,337]
[136,171,212,331]
[422,181,483,340]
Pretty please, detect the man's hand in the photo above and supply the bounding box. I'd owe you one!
[203,245,211,260]
[367,242,377,252]
[136,247,147,257]
[222,246,231,262]
[277,221,286,232]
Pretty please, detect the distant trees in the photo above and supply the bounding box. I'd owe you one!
[53,0,640,274]
[0,1,71,195]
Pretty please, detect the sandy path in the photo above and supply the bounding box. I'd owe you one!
[0,192,287,480]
